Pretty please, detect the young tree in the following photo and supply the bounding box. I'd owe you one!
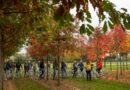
[120,33,130,70]
[108,25,126,78]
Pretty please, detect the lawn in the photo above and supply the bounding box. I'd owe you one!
[14,78,49,90]
[13,77,130,90]
[67,61,130,71]
[67,78,130,90]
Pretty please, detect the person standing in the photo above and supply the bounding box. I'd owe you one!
[96,59,103,77]
[72,61,78,77]
[5,61,11,80]
[85,60,91,80]
[39,60,45,79]
[78,60,84,78]
[61,61,67,78]
[16,61,22,78]
[29,61,33,78]
[53,60,58,80]
[24,62,29,77]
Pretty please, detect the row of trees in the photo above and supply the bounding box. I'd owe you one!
[84,25,130,79]
[1,0,130,89]
[27,25,130,80]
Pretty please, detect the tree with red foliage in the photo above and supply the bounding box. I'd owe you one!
[89,27,108,61]
[107,25,126,79]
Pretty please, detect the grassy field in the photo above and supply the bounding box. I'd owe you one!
[13,77,130,90]
[14,78,49,90]
[67,61,130,71]
[68,78,130,90]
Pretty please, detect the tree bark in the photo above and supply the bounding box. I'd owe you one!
[110,56,112,71]
[104,58,106,68]
[46,55,49,80]
[126,53,128,70]
[116,54,119,80]
[122,55,125,72]
[0,33,4,90]
[57,55,60,86]
[119,54,123,75]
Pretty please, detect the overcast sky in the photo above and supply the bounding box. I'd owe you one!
[90,0,130,26]
[19,0,130,54]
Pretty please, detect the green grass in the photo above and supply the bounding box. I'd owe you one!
[68,78,130,90]
[67,62,130,71]
[14,78,49,90]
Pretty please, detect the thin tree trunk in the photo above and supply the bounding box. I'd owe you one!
[104,58,106,68]
[109,54,112,71]
[46,55,49,80]
[57,55,60,86]
[119,54,123,75]
[116,54,119,80]
[122,55,125,72]
[57,40,60,86]
[0,33,4,90]
[126,53,128,70]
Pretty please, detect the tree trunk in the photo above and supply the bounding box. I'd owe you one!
[126,53,128,70]
[116,54,119,80]
[122,55,125,72]
[119,54,123,75]
[57,55,60,86]
[46,55,49,80]
[104,58,106,68]
[0,33,4,90]
[109,54,112,71]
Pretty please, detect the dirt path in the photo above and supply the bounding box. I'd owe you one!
[4,80,17,90]
[35,79,81,90]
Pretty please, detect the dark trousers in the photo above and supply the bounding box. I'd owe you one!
[73,68,77,77]
[61,68,67,78]
[39,68,45,79]
[86,70,91,80]
[53,69,58,80]
[96,68,101,76]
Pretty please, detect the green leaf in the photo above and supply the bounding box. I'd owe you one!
[86,28,92,36]
[86,18,91,23]
[79,10,84,21]
[108,21,113,29]
[53,0,60,4]
[87,24,94,31]
[121,8,127,12]
[64,13,73,21]
[102,0,112,12]
[80,24,86,34]
[109,17,115,24]
[123,20,130,29]
[103,21,107,33]
[86,11,91,18]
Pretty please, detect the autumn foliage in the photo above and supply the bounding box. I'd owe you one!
[27,25,130,62]
[85,25,130,61]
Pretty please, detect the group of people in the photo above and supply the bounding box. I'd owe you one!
[53,60,67,79]
[4,60,22,79]
[72,59,103,80]
[4,60,68,80]
[4,59,103,81]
